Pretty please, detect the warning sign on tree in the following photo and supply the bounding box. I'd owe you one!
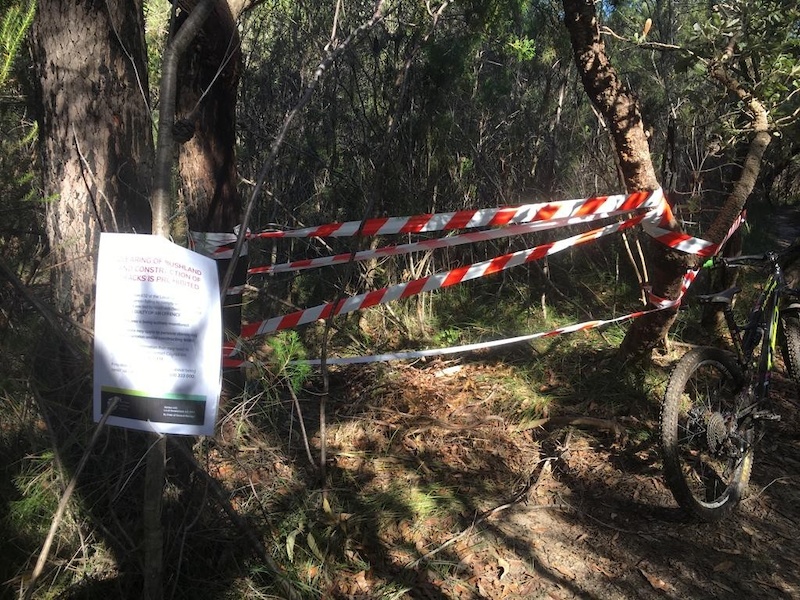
[93,233,222,435]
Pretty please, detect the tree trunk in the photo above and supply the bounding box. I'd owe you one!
[702,66,771,244]
[697,64,772,334]
[175,0,242,233]
[562,0,690,361]
[31,0,153,335]
[174,0,245,338]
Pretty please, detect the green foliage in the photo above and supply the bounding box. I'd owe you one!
[684,0,800,124]
[507,35,536,61]
[7,451,60,539]
[0,0,34,88]
[432,326,462,347]
[0,0,41,283]
[266,330,312,393]
[237,0,575,238]
[144,0,170,110]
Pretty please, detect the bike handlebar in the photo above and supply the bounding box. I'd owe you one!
[703,249,790,270]
[703,254,771,270]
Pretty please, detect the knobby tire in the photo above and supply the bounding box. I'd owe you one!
[660,347,752,522]
[779,309,800,383]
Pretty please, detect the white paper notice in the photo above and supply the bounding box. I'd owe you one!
[93,233,222,435]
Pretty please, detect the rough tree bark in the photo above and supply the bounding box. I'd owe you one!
[173,0,245,337]
[175,0,242,233]
[697,48,774,332]
[702,64,771,245]
[31,0,153,335]
[562,0,690,361]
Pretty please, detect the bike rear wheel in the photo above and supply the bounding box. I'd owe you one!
[660,347,752,521]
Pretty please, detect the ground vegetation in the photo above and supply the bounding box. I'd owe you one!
[1,0,800,598]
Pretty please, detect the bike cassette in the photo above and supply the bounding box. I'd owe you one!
[706,412,727,453]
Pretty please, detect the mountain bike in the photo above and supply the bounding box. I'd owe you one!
[659,246,800,521]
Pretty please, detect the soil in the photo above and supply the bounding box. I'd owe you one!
[299,354,800,599]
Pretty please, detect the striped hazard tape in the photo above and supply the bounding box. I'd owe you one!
[249,189,661,239]
[249,189,665,276]
[218,187,744,367]
[240,212,651,339]
[250,189,741,277]
[642,204,745,258]
[223,268,701,367]
[250,217,615,276]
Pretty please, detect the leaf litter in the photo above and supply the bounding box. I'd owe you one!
[210,356,800,598]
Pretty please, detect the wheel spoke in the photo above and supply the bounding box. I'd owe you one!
[661,348,752,521]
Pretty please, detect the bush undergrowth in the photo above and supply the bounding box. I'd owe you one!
[0,233,681,598]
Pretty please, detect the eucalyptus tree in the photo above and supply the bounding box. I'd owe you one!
[29,3,253,598]
[29,0,261,340]
[31,0,154,334]
[562,0,689,359]
[563,0,800,359]
[676,0,800,241]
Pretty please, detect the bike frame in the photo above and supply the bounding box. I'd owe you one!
[704,252,792,419]
[658,247,800,520]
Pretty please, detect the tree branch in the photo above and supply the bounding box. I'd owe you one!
[150,0,215,237]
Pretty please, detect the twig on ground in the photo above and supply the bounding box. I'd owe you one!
[286,383,316,468]
[620,230,647,305]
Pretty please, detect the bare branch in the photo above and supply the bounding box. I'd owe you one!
[151,0,215,237]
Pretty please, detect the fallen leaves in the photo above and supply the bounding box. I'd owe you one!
[713,560,735,573]
[639,564,676,593]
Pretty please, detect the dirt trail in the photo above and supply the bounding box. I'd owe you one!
[486,394,800,599]
[459,375,800,599]
[322,359,800,599]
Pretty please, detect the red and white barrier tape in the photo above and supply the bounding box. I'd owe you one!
[248,188,669,275]
[641,199,744,257]
[218,187,745,367]
[249,191,741,276]
[250,190,662,239]
[221,269,701,367]
[647,269,700,309]
[240,213,651,339]
[250,216,622,276]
